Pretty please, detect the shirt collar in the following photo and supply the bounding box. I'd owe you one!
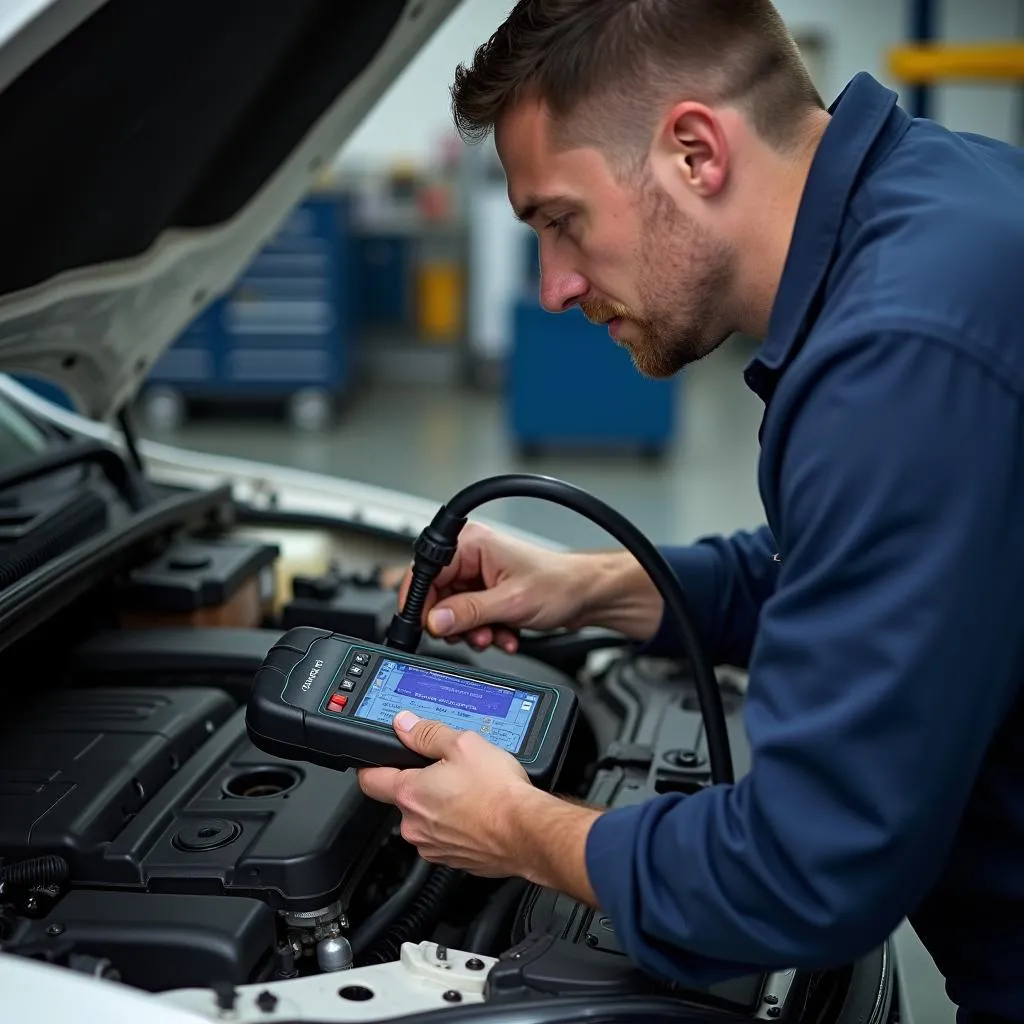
[743,73,906,397]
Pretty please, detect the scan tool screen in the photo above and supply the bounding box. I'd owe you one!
[353,659,540,754]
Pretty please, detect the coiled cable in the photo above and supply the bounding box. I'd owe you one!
[0,855,69,889]
[384,473,733,785]
[349,856,433,959]
[357,865,462,965]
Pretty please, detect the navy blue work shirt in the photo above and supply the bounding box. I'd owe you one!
[585,72,1024,1022]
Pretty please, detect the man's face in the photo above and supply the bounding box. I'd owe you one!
[496,99,735,378]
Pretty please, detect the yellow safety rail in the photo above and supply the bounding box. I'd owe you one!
[888,43,1024,84]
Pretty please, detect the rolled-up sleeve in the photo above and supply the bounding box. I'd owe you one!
[586,331,1024,986]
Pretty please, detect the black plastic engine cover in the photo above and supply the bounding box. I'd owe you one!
[8,890,276,991]
[0,687,235,864]
[499,655,773,1014]
[282,575,396,642]
[507,887,765,1014]
[0,688,394,911]
[121,536,279,612]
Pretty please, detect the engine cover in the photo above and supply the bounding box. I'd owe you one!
[0,686,393,911]
[497,654,773,1014]
[0,686,395,988]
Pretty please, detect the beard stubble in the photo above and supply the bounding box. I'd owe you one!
[581,172,735,379]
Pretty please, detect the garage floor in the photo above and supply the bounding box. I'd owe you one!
[142,337,767,550]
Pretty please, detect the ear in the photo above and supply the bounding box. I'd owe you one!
[654,102,729,199]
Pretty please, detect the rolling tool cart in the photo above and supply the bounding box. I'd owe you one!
[141,194,354,432]
[506,299,678,458]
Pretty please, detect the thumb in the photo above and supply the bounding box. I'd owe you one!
[426,583,519,637]
[393,711,460,759]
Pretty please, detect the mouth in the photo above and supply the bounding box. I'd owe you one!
[607,317,624,340]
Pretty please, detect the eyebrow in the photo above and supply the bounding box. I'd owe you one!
[513,194,573,223]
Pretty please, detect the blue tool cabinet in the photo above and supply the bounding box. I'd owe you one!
[143,194,353,430]
[350,234,412,331]
[506,299,678,456]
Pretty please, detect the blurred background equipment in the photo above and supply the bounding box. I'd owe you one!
[33,0,1006,554]
[507,300,676,460]
[141,193,354,433]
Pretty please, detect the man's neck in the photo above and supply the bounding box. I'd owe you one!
[733,110,831,340]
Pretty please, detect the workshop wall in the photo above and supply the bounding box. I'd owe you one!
[338,0,1023,172]
[935,0,1022,137]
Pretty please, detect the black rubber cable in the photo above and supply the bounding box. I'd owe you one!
[384,473,733,786]
[349,856,433,958]
[0,855,69,889]
[358,865,462,965]
[462,877,529,958]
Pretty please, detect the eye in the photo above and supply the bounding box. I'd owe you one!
[545,214,572,235]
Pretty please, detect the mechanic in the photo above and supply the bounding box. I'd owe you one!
[357,1,1024,1020]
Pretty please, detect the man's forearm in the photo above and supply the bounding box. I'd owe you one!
[510,787,603,906]
[569,550,665,641]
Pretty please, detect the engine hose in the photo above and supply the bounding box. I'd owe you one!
[358,865,462,965]
[462,878,529,958]
[0,856,69,889]
[349,856,434,958]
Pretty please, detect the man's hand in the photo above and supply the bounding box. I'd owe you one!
[357,711,603,902]
[358,711,531,875]
[391,522,665,654]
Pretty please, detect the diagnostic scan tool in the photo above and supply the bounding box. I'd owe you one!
[246,627,578,790]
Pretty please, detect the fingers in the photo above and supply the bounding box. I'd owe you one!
[394,711,461,759]
[426,581,524,640]
[463,625,519,653]
[379,565,407,591]
[426,604,458,636]
[493,626,520,654]
[392,522,526,653]
[357,766,403,803]
[466,626,494,650]
[426,525,489,594]
[395,551,482,626]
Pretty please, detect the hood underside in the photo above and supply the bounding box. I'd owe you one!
[0,0,459,420]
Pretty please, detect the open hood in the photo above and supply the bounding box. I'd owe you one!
[0,0,460,420]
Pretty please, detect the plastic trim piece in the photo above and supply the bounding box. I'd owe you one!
[0,482,233,654]
[71,627,285,676]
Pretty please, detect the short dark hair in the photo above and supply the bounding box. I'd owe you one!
[451,0,825,158]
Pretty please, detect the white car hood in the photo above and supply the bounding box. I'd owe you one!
[0,0,459,421]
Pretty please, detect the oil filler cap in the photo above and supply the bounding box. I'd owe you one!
[173,819,241,852]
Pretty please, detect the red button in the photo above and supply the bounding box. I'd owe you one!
[327,694,348,712]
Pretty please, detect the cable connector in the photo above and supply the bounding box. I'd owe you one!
[382,614,422,653]
[386,473,734,784]
[377,475,731,785]
[383,507,467,652]
[414,506,467,568]
[413,533,458,569]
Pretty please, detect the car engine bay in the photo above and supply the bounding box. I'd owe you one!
[0,403,893,1023]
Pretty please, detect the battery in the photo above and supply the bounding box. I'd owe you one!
[119,537,279,628]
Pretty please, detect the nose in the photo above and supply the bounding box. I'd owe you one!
[538,254,589,314]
